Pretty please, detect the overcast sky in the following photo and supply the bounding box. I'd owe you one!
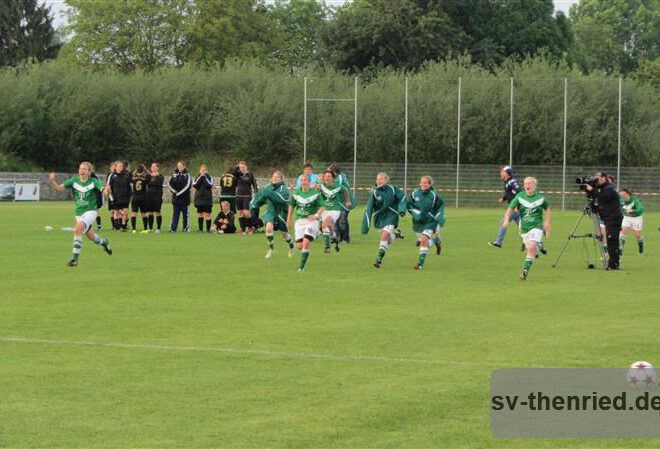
[45,0,580,30]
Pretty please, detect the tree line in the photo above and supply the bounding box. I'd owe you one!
[0,0,657,171]
[1,56,657,171]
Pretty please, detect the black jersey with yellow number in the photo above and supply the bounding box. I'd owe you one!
[131,171,150,198]
[219,168,238,198]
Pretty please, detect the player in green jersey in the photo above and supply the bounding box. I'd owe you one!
[620,189,645,255]
[361,172,407,268]
[49,162,112,267]
[406,176,445,270]
[318,170,351,253]
[249,170,295,259]
[287,174,325,272]
[502,177,551,280]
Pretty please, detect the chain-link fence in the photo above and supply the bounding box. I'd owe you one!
[319,163,660,210]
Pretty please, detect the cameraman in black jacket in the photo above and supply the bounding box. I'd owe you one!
[585,172,623,270]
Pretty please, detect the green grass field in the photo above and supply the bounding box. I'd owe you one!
[1,201,659,448]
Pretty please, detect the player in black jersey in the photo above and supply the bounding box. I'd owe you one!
[109,160,132,231]
[146,162,164,232]
[130,164,150,233]
[193,164,214,232]
[219,166,238,213]
[90,170,104,231]
[236,160,259,234]
[212,200,237,233]
[105,162,116,228]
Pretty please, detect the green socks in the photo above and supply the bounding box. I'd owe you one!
[417,248,428,267]
[300,249,310,269]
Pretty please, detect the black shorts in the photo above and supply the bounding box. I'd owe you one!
[112,201,128,210]
[131,197,149,213]
[236,196,252,211]
[147,196,163,213]
[107,200,114,211]
[196,205,212,214]
[219,197,236,213]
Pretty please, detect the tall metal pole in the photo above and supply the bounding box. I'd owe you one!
[509,77,514,167]
[353,76,358,191]
[455,77,461,208]
[562,78,568,211]
[404,76,409,193]
[617,77,622,185]
[303,77,308,163]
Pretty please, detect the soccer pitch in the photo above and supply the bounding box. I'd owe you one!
[1,201,659,448]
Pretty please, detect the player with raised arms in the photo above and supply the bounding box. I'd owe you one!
[287,174,324,272]
[249,170,295,259]
[318,170,351,253]
[502,176,551,280]
[361,172,406,268]
[130,163,150,233]
[406,175,445,270]
[49,162,112,267]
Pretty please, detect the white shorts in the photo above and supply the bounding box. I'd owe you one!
[379,224,397,239]
[295,218,320,241]
[418,229,434,240]
[320,210,341,224]
[521,228,544,245]
[76,210,98,233]
[622,215,643,231]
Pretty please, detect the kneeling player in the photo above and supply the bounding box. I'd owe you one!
[502,177,551,280]
[287,174,324,271]
[249,170,295,259]
[49,163,112,266]
[361,172,406,268]
[318,170,351,253]
[406,175,445,270]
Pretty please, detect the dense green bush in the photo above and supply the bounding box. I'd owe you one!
[0,57,657,172]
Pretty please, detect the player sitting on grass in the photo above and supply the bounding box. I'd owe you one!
[211,201,237,234]
[249,170,295,259]
[361,172,406,268]
[406,175,445,270]
[502,176,551,280]
[287,174,324,272]
[318,170,351,253]
[49,163,112,267]
[620,188,645,256]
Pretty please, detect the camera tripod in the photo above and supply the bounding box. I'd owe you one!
[552,202,609,269]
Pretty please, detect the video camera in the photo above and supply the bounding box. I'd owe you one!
[575,176,597,192]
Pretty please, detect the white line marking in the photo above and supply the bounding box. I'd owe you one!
[0,336,485,366]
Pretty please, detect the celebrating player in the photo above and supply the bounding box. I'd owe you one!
[49,163,112,267]
[287,174,324,271]
[327,163,355,244]
[620,188,645,256]
[361,172,406,268]
[146,162,164,232]
[406,176,445,270]
[249,170,295,259]
[318,169,351,253]
[193,164,214,232]
[130,164,150,233]
[502,177,551,280]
